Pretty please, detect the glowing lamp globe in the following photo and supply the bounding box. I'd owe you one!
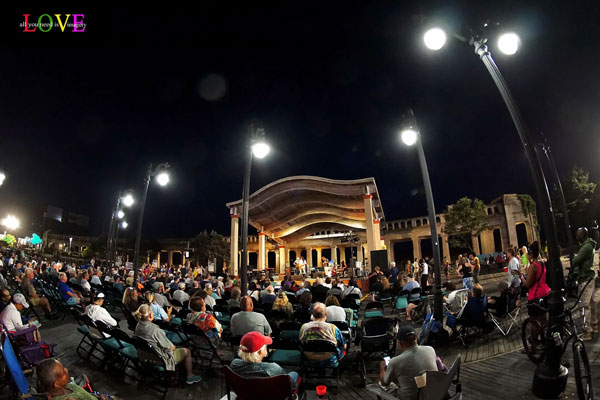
[122,194,134,207]
[117,210,125,219]
[401,129,419,146]
[156,172,170,186]
[121,221,128,229]
[424,28,447,51]
[498,33,520,55]
[251,142,270,159]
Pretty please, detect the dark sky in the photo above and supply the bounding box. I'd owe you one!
[1,1,599,239]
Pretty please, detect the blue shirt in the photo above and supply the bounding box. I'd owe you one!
[58,281,73,302]
[151,302,168,321]
[389,267,400,283]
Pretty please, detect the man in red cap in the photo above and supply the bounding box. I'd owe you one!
[230,331,300,390]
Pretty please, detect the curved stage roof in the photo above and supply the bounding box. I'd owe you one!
[226,176,385,244]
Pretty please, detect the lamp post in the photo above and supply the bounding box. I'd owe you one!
[132,163,170,285]
[423,25,567,397]
[240,125,270,294]
[538,138,574,265]
[400,110,444,325]
[1,215,19,231]
[107,192,134,261]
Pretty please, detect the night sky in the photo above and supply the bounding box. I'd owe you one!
[1,2,599,239]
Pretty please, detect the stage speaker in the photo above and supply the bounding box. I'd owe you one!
[370,250,389,273]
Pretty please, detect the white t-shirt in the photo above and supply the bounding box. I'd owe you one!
[326,305,346,322]
[85,304,117,337]
[421,263,429,275]
[507,257,521,287]
[1,303,25,332]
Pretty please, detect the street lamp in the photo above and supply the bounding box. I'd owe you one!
[107,190,134,261]
[399,110,445,329]
[423,24,566,397]
[133,163,170,285]
[0,171,5,186]
[240,125,271,294]
[121,221,128,229]
[1,215,19,230]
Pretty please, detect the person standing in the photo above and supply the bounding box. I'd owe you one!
[505,248,521,294]
[419,259,429,288]
[571,227,598,340]
[469,253,481,284]
[388,262,400,285]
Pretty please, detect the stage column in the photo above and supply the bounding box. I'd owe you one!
[258,232,266,271]
[363,194,376,257]
[230,213,240,276]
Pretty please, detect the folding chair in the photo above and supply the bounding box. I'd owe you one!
[180,322,223,370]
[364,301,385,319]
[129,336,177,398]
[1,335,49,399]
[300,339,342,386]
[456,296,490,347]
[489,291,521,336]
[223,365,296,400]
[269,329,301,368]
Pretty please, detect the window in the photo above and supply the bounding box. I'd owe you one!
[416,220,421,227]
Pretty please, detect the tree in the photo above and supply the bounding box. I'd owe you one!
[443,197,488,252]
[552,166,597,245]
[193,230,230,266]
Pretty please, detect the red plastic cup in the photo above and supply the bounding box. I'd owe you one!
[503,267,508,272]
[316,385,327,397]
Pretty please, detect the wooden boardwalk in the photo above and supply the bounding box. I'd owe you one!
[11,297,595,400]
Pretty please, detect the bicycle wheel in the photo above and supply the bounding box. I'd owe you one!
[573,340,593,400]
[521,317,545,364]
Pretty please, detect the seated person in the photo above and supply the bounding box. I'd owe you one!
[230,331,300,390]
[187,297,222,340]
[260,285,277,305]
[310,278,330,303]
[487,281,518,316]
[299,302,346,366]
[144,292,173,322]
[36,359,106,400]
[443,281,464,315]
[133,304,202,384]
[85,292,117,333]
[230,296,272,337]
[152,282,170,308]
[378,325,438,400]
[402,274,420,300]
[21,268,58,319]
[122,287,141,314]
[58,272,83,305]
[0,294,31,333]
[341,279,362,299]
[173,283,190,304]
[113,275,125,295]
[325,295,346,323]
[271,291,294,319]
[228,288,241,309]
[458,284,488,327]
[0,288,11,313]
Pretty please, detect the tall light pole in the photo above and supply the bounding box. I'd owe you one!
[423,25,567,397]
[538,137,575,265]
[133,163,170,285]
[107,192,134,261]
[240,125,270,294]
[400,110,444,326]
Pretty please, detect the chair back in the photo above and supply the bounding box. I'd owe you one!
[2,334,29,395]
[417,355,462,400]
[223,365,292,400]
[395,296,408,311]
[81,315,104,340]
[365,301,384,311]
[362,317,396,339]
[131,336,166,368]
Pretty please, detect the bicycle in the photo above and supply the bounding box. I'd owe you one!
[521,275,594,400]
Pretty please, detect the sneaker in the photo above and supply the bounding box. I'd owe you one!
[186,375,202,384]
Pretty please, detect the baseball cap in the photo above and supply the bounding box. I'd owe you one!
[396,325,416,341]
[12,293,29,308]
[93,292,105,301]
[240,331,273,353]
[152,281,164,290]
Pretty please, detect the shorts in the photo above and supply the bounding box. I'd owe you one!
[174,348,187,364]
[29,297,41,307]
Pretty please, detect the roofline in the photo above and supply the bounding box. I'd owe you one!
[226,175,380,209]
